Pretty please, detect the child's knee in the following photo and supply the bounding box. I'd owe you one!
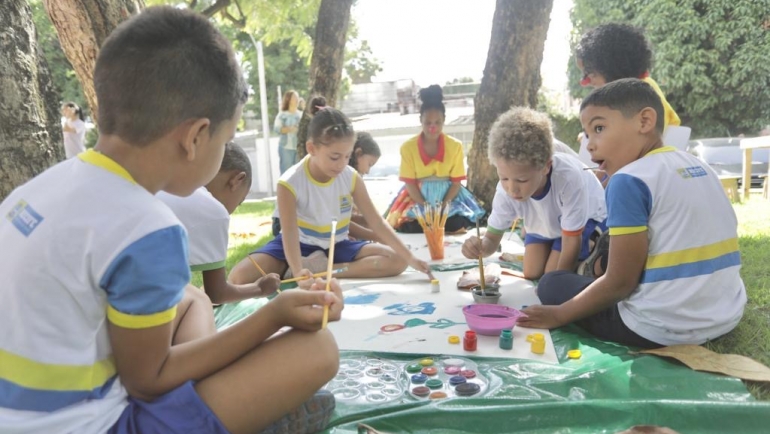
[311,329,340,380]
[184,284,213,306]
[535,272,561,305]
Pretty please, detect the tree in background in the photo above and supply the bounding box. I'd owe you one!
[44,0,144,124]
[467,0,554,211]
[344,21,383,85]
[569,0,770,137]
[0,0,63,200]
[296,0,355,157]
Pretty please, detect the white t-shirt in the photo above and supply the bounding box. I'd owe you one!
[276,155,357,249]
[0,149,189,433]
[63,118,86,159]
[607,146,746,345]
[158,187,230,271]
[487,153,607,239]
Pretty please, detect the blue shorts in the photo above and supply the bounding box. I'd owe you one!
[108,381,229,434]
[255,233,368,264]
[524,219,606,261]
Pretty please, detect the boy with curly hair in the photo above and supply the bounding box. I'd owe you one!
[461,107,607,280]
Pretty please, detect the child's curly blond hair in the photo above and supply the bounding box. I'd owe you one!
[488,107,553,169]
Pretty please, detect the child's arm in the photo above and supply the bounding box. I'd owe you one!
[351,173,430,273]
[202,267,280,303]
[348,221,380,242]
[519,231,647,329]
[109,278,344,401]
[276,183,309,280]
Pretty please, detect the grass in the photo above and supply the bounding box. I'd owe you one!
[209,195,770,399]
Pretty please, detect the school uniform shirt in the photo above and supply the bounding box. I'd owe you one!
[643,76,681,127]
[486,153,607,239]
[158,187,229,272]
[398,133,466,184]
[607,146,746,345]
[276,155,356,249]
[0,149,189,433]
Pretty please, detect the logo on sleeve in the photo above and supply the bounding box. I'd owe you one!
[676,166,708,179]
[6,200,44,237]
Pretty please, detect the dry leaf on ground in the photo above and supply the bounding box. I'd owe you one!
[638,345,770,382]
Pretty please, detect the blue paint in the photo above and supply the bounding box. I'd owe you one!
[344,293,381,305]
[449,375,467,386]
[411,374,428,384]
[383,302,436,316]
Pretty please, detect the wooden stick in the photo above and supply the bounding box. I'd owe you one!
[279,267,348,284]
[248,255,267,277]
[321,219,338,329]
[507,218,520,241]
[476,220,486,291]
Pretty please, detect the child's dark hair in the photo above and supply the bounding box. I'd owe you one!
[577,23,652,83]
[419,85,445,117]
[349,132,381,170]
[308,96,355,145]
[220,142,252,185]
[63,102,85,121]
[94,7,248,145]
[580,78,664,134]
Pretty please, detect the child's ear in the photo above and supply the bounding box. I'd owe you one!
[354,147,363,158]
[638,107,658,134]
[306,140,316,155]
[542,158,553,174]
[228,171,247,191]
[181,118,212,161]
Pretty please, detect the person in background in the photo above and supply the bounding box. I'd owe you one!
[61,102,87,159]
[384,84,485,233]
[275,90,302,174]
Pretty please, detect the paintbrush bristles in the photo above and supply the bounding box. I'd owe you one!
[475,220,486,290]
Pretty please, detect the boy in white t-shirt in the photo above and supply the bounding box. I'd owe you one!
[519,79,746,348]
[158,142,280,304]
[462,107,607,280]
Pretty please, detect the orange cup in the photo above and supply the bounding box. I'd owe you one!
[426,229,445,260]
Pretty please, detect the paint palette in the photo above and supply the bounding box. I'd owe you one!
[323,357,405,405]
[403,356,488,401]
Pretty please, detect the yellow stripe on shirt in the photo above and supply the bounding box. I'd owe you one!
[107,304,177,329]
[297,217,352,233]
[0,348,116,392]
[78,149,136,184]
[646,238,739,270]
[609,226,647,236]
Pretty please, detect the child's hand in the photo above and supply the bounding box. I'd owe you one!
[408,256,431,275]
[296,269,315,290]
[267,278,344,331]
[461,236,484,259]
[518,305,565,329]
[256,273,281,296]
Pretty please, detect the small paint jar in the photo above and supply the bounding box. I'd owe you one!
[530,334,545,355]
[463,330,477,352]
[431,279,440,293]
[499,329,513,350]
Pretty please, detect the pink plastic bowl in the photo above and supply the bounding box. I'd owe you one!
[462,304,526,336]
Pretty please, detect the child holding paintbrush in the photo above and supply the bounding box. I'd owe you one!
[462,107,607,280]
[230,98,432,289]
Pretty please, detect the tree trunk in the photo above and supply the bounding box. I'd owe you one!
[297,0,354,157]
[43,0,144,123]
[0,0,64,201]
[467,0,554,212]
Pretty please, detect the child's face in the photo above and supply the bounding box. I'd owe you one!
[580,105,641,176]
[421,110,444,141]
[355,152,379,175]
[494,158,551,202]
[576,58,607,88]
[308,136,355,180]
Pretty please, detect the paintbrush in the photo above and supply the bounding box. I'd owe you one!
[280,267,348,284]
[475,220,486,296]
[582,166,605,171]
[248,255,281,294]
[507,218,520,241]
[321,219,338,329]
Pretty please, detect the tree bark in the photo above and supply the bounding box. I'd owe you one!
[0,0,64,201]
[43,0,144,123]
[467,0,553,212]
[297,0,354,157]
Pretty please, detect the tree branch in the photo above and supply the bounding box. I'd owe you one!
[201,0,230,17]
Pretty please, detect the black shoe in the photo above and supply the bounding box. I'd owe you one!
[578,230,609,277]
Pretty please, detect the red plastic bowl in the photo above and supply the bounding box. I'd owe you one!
[462,304,526,336]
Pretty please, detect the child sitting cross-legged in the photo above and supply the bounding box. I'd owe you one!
[158,142,281,304]
[519,79,747,348]
[461,107,607,280]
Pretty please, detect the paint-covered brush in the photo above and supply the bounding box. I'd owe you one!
[475,220,486,295]
[321,219,338,329]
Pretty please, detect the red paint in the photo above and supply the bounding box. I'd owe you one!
[463,330,477,351]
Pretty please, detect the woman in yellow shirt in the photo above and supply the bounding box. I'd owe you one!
[385,85,484,233]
